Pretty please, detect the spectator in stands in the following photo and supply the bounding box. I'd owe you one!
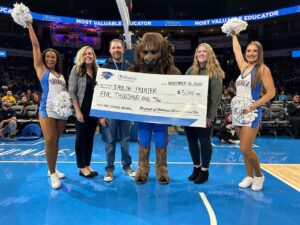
[231,33,275,191]
[99,39,135,182]
[227,80,236,97]
[221,89,232,104]
[287,93,300,139]
[184,43,224,184]
[26,89,32,102]
[18,96,30,117]
[69,46,99,178]
[31,92,40,106]
[0,98,17,140]
[277,89,288,102]
[28,21,67,189]
[1,90,16,105]
[217,112,239,144]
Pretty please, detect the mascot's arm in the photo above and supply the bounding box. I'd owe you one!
[128,65,137,72]
[168,66,182,75]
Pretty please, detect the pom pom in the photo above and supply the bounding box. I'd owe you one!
[11,3,32,28]
[231,94,258,124]
[53,91,73,119]
[221,18,248,36]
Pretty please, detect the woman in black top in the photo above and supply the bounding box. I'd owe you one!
[69,46,99,177]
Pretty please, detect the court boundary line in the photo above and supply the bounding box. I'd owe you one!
[0,140,45,146]
[261,166,300,192]
[212,143,259,148]
[199,192,217,225]
[0,161,245,165]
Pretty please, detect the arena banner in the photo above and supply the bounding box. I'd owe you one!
[1,5,300,27]
[90,68,209,127]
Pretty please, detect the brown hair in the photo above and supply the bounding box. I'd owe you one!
[246,41,264,88]
[109,39,125,49]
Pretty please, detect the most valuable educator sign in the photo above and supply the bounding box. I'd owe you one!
[90,68,209,127]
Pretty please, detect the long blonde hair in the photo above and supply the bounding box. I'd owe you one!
[191,43,225,79]
[75,46,98,76]
[246,41,264,88]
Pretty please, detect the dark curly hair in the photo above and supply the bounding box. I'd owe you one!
[42,48,62,74]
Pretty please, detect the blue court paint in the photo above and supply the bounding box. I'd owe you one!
[0,135,299,225]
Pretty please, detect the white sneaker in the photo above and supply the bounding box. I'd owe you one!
[123,168,136,177]
[234,140,240,144]
[104,171,113,182]
[251,176,265,191]
[47,169,65,179]
[238,176,254,188]
[50,173,61,189]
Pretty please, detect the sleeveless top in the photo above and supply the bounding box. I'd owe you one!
[40,69,67,120]
[233,66,263,128]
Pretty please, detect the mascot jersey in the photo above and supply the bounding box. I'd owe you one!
[233,66,263,128]
[40,69,66,119]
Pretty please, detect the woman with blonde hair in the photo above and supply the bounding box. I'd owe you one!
[185,43,225,184]
[69,46,99,178]
[231,34,275,191]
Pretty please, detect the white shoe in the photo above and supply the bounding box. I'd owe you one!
[238,176,254,188]
[104,171,113,182]
[234,140,240,144]
[251,176,265,191]
[50,173,61,189]
[48,169,65,179]
[123,168,136,177]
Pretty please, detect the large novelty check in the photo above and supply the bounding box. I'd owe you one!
[90,68,208,127]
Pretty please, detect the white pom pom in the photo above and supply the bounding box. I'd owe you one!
[231,94,257,124]
[11,3,32,28]
[53,91,73,119]
[221,18,248,36]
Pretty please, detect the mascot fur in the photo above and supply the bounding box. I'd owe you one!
[129,32,181,184]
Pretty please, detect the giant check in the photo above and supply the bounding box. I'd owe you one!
[90,68,209,127]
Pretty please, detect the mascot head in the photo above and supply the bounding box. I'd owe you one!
[133,32,175,74]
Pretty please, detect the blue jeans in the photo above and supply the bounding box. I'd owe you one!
[103,119,132,171]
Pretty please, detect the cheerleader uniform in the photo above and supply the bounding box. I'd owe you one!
[233,66,263,128]
[40,69,67,120]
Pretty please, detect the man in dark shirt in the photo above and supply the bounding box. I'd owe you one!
[0,98,17,140]
[287,93,300,139]
[99,39,135,182]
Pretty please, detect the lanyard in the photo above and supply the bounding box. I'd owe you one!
[113,59,124,71]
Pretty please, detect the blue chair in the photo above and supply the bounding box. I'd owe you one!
[18,124,42,141]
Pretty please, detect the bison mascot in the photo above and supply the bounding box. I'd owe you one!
[129,32,181,184]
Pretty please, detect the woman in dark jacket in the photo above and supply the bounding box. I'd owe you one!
[184,43,224,184]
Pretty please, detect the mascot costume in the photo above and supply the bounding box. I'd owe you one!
[129,32,181,184]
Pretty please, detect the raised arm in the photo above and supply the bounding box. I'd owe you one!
[232,34,247,72]
[28,22,46,80]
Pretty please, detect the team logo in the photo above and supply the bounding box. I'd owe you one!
[100,71,113,80]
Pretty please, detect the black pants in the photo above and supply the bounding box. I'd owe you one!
[184,126,213,168]
[75,115,98,168]
[289,116,300,139]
